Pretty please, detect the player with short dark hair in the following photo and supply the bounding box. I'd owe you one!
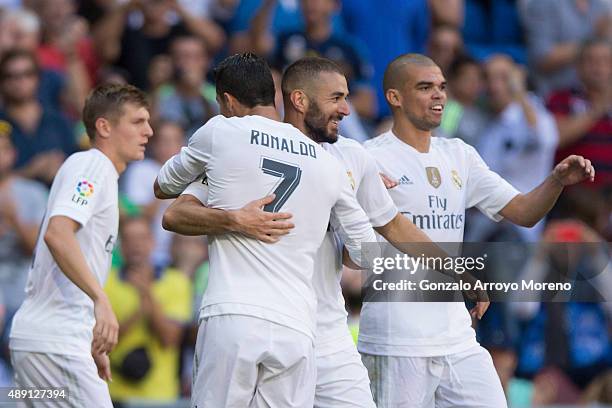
[10,84,152,407]
[360,54,594,408]
[155,53,378,407]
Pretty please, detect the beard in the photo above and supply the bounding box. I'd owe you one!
[304,100,340,144]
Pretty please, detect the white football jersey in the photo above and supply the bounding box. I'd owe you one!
[359,132,519,357]
[158,115,377,339]
[316,136,397,355]
[10,149,119,357]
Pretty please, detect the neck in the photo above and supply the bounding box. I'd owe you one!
[283,110,311,140]
[246,105,281,121]
[7,99,39,115]
[7,101,41,131]
[391,114,432,153]
[93,142,126,175]
[306,21,331,42]
[177,81,203,97]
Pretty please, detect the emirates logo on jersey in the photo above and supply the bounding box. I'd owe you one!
[426,167,442,188]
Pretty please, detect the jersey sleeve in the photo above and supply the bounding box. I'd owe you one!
[465,143,520,221]
[329,164,380,268]
[157,116,220,196]
[182,177,210,205]
[48,156,109,227]
[356,148,398,227]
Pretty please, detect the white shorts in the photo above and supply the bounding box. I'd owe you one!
[315,340,376,408]
[10,350,112,408]
[361,345,507,408]
[191,314,316,408]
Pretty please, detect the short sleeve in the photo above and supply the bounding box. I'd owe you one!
[355,149,398,227]
[48,155,111,227]
[182,177,210,205]
[465,144,520,221]
[157,116,220,195]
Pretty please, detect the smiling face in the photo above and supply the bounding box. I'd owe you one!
[392,64,447,131]
[110,103,153,164]
[303,71,350,143]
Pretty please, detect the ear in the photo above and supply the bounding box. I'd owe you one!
[385,89,401,109]
[289,90,308,114]
[223,92,240,116]
[94,117,112,140]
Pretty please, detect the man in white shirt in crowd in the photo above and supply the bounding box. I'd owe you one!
[359,53,595,408]
[154,53,378,408]
[9,84,153,407]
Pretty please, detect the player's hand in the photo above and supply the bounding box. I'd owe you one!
[552,155,595,186]
[92,351,112,382]
[469,300,490,320]
[380,173,398,189]
[92,295,119,355]
[231,194,295,243]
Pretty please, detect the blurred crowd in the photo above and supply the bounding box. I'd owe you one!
[0,0,610,406]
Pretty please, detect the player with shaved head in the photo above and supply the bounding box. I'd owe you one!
[359,54,595,408]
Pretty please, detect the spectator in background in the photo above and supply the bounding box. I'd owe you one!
[547,39,612,189]
[462,0,527,64]
[106,216,191,405]
[154,35,217,137]
[512,220,611,394]
[251,0,377,122]
[341,0,429,119]
[522,0,611,96]
[427,24,464,75]
[34,0,96,103]
[437,54,488,147]
[470,55,558,242]
[95,0,224,90]
[429,0,464,27]
[121,120,184,268]
[0,49,76,185]
[0,8,90,115]
[0,132,46,382]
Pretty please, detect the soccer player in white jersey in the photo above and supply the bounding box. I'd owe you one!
[154,53,379,408]
[162,56,447,407]
[359,54,595,408]
[9,84,153,407]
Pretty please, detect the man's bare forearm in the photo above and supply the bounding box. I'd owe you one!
[162,195,237,236]
[375,213,448,259]
[500,175,563,227]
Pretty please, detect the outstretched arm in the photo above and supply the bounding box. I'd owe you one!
[500,155,595,227]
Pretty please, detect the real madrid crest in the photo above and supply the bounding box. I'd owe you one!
[347,170,356,190]
[425,167,441,188]
[451,170,462,189]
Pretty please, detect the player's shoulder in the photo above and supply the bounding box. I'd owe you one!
[61,149,110,173]
[432,136,475,155]
[363,131,394,152]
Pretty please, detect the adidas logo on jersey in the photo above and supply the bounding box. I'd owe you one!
[398,175,413,185]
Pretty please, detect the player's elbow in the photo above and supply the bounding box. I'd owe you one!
[161,209,177,232]
[153,179,165,199]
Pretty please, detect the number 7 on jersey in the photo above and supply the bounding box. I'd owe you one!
[260,157,302,212]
